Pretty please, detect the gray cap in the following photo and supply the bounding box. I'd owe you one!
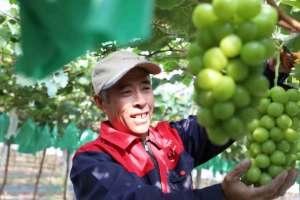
[91,50,161,94]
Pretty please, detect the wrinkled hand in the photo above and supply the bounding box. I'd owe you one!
[222,160,298,200]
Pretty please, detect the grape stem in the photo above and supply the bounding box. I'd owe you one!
[274,49,281,87]
[266,0,300,32]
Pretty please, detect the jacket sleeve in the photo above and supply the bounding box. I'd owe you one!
[170,115,233,167]
[70,151,225,200]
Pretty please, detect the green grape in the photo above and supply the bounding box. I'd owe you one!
[244,75,269,97]
[197,68,222,90]
[192,3,218,29]
[255,154,270,168]
[213,101,235,120]
[270,150,286,165]
[285,101,299,117]
[203,47,228,71]
[237,21,258,42]
[196,28,217,48]
[241,41,266,66]
[232,85,250,108]
[270,86,288,104]
[213,0,237,21]
[245,165,262,183]
[187,43,204,58]
[188,56,203,75]
[194,90,215,107]
[236,0,262,20]
[207,126,230,145]
[223,116,245,139]
[211,21,235,41]
[197,107,216,127]
[252,4,278,38]
[261,140,276,154]
[212,76,236,101]
[220,34,242,58]
[269,127,284,142]
[257,98,271,114]
[226,59,249,82]
[260,38,276,59]
[259,173,272,185]
[260,115,275,130]
[267,102,284,117]
[253,127,269,143]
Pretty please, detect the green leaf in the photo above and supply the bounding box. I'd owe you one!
[291,63,300,81]
[137,28,172,51]
[9,0,17,4]
[286,33,300,51]
[169,74,183,83]
[182,75,192,86]
[280,0,300,9]
[163,60,179,72]
[152,77,160,90]
[0,24,11,46]
[155,0,185,10]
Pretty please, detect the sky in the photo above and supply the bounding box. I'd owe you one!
[0,0,10,12]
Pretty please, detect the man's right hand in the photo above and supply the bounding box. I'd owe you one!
[221,159,298,200]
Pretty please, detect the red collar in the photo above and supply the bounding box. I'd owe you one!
[100,121,164,150]
[100,121,140,150]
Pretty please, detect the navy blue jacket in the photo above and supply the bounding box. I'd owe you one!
[70,116,232,200]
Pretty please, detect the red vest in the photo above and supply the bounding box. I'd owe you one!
[75,121,184,193]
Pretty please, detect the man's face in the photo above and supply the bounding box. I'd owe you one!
[100,67,154,136]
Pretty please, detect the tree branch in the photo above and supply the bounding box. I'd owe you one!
[141,47,185,58]
[266,0,300,32]
[278,20,299,32]
[0,10,19,22]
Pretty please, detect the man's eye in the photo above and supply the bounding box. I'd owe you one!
[122,90,131,94]
[143,86,151,90]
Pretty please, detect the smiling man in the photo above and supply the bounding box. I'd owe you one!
[70,50,298,200]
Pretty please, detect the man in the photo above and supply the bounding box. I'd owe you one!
[70,50,298,200]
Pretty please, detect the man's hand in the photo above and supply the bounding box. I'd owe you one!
[222,160,298,200]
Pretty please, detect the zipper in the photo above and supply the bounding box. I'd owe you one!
[143,140,162,188]
[144,140,160,170]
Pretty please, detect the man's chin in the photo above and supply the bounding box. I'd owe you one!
[129,126,150,136]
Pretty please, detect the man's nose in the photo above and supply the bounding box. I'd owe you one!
[133,90,147,108]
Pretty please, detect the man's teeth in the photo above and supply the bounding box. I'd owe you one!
[135,113,147,119]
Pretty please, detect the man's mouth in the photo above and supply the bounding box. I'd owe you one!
[130,112,149,119]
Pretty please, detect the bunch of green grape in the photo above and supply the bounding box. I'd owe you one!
[244,86,300,185]
[189,0,278,144]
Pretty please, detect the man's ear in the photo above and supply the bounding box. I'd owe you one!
[93,95,105,111]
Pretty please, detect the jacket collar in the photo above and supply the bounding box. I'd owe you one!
[99,121,163,150]
[100,121,141,150]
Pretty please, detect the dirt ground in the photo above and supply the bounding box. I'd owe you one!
[0,145,299,200]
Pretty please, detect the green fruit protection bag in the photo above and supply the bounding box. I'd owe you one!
[0,113,9,142]
[14,118,37,153]
[16,0,154,79]
[57,122,80,154]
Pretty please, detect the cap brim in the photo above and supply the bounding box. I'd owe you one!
[102,62,161,91]
[136,62,161,75]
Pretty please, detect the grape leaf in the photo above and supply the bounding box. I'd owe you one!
[280,0,300,9]
[286,33,300,51]
[291,63,300,81]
